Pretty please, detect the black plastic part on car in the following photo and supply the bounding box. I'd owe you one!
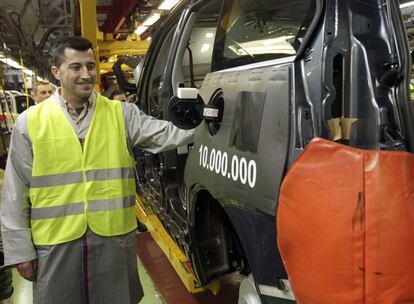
[112,56,142,93]
[168,95,204,129]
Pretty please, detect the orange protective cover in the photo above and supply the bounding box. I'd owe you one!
[277,138,414,304]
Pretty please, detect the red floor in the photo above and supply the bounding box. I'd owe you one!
[137,232,241,304]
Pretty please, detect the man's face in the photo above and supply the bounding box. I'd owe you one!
[51,48,96,102]
[34,84,54,103]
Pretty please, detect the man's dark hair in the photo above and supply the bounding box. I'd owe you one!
[53,36,93,67]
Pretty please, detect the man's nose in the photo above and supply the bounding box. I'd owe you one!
[80,66,91,78]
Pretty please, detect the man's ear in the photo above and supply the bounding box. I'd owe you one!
[51,66,60,80]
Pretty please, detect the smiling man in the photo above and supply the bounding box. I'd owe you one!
[0,36,193,304]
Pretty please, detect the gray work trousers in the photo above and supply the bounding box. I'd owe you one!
[34,229,143,304]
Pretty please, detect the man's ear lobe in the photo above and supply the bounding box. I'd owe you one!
[51,66,60,80]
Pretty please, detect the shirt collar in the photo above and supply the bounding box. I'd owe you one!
[55,88,96,110]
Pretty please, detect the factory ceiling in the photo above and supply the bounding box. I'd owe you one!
[0,0,169,78]
[1,0,414,80]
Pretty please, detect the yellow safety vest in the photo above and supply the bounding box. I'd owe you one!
[27,94,137,245]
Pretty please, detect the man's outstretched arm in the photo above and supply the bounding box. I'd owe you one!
[123,102,194,153]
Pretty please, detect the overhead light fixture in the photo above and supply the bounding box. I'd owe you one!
[400,1,414,8]
[0,54,41,78]
[158,0,180,10]
[142,13,161,26]
[134,26,148,35]
[0,56,24,70]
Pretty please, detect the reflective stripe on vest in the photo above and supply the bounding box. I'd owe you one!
[27,94,137,245]
[30,168,136,188]
[88,195,135,212]
[86,167,136,181]
[31,202,85,220]
[30,171,84,188]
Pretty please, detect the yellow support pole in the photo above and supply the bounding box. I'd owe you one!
[79,0,100,90]
[19,51,29,109]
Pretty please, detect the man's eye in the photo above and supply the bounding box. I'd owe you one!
[70,65,82,70]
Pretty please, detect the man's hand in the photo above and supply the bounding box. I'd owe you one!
[16,259,38,281]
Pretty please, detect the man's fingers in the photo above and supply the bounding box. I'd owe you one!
[16,262,33,281]
[32,259,38,274]
[16,260,38,281]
